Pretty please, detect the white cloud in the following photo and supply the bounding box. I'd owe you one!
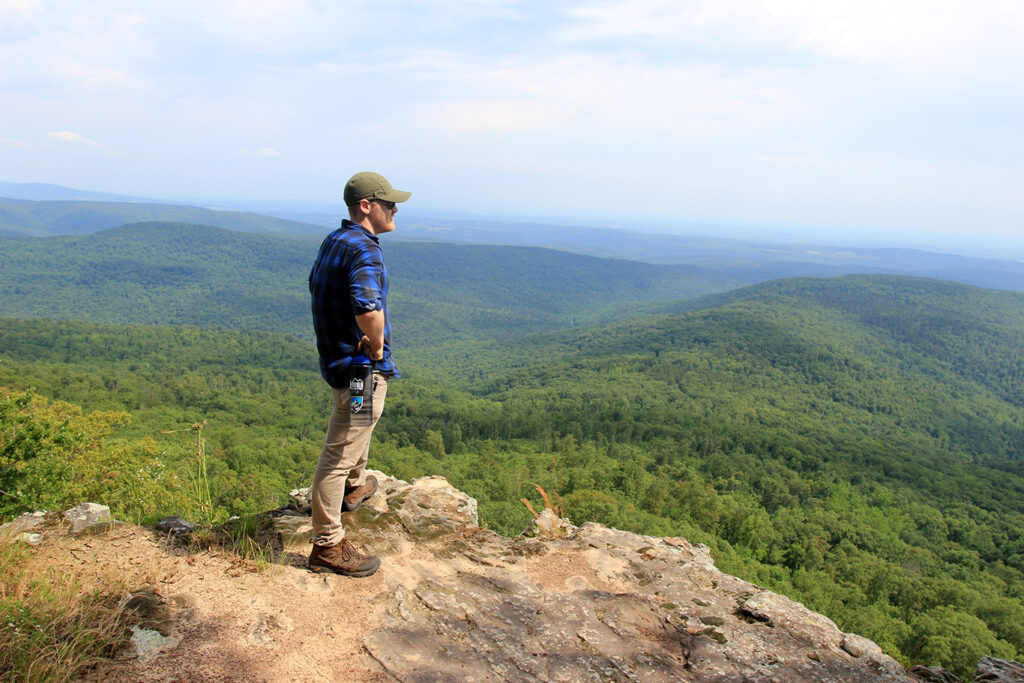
[47,130,107,149]
[0,1,1021,247]
[388,52,809,152]
[560,0,1024,75]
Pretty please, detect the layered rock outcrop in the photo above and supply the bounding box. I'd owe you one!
[276,471,913,681]
[8,472,1022,681]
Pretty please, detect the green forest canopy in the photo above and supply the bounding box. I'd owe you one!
[2,271,1023,676]
[0,222,750,346]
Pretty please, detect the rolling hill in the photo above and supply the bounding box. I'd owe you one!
[2,192,1021,293]
[0,222,752,344]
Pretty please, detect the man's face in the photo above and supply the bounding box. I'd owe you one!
[364,198,397,235]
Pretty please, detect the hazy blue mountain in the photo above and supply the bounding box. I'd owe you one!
[0,181,150,203]
[3,191,1021,293]
[391,217,1024,292]
[0,197,323,237]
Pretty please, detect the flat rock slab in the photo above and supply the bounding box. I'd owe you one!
[360,520,912,683]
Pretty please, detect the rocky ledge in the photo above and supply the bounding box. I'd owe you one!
[311,472,912,682]
[6,472,1021,682]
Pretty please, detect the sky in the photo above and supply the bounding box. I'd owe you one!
[1,0,1022,256]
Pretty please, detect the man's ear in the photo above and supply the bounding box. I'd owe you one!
[350,198,372,219]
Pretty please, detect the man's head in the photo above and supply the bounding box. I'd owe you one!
[345,171,411,236]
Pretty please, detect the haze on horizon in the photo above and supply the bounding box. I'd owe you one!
[1,1,1022,258]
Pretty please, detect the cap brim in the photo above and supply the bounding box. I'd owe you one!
[382,189,412,203]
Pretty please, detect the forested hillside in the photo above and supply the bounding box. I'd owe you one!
[0,222,748,343]
[392,217,1024,292]
[3,195,1022,292]
[2,273,1023,676]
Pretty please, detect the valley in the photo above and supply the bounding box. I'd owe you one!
[1,204,1023,676]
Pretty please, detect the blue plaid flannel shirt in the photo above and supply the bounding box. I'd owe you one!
[309,219,399,387]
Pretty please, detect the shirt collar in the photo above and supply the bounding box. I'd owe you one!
[341,218,379,243]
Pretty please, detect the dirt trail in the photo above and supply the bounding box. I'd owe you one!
[43,523,393,681]
[80,527,593,681]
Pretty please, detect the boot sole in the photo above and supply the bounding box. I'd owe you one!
[308,560,380,578]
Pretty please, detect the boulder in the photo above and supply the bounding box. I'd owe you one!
[527,507,574,538]
[0,510,48,538]
[154,516,195,536]
[974,656,1024,682]
[63,503,113,534]
[387,475,478,537]
[288,487,311,509]
[288,469,405,514]
[738,590,843,649]
[843,632,886,659]
[362,521,912,682]
[272,513,313,548]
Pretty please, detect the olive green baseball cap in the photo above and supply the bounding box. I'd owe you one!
[343,171,412,206]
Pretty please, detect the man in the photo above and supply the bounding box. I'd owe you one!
[307,171,411,577]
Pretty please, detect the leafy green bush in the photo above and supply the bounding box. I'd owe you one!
[0,389,200,524]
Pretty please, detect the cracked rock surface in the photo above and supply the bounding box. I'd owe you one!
[50,471,922,681]
[361,516,910,682]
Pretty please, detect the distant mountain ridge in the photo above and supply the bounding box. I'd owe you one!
[0,197,323,237]
[393,218,1024,292]
[2,189,1021,292]
[0,181,149,203]
[4,221,1024,357]
[0,222,748,344]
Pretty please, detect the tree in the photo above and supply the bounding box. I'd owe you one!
[905,606,1016,679]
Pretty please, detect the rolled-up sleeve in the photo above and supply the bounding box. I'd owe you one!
[348,249,384,314]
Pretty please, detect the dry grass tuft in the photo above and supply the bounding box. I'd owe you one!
[185,515,285,575]
[0,535,137,681]
[521,483,569,538]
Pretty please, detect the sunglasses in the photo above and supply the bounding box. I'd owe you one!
[372,199,396,211]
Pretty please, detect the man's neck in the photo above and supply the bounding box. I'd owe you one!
[345,217,379,236]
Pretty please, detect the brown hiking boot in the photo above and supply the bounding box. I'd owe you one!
[342,475,378,512]
[308,538,380,577]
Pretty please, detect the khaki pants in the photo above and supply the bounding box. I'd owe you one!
[311,374,388,546]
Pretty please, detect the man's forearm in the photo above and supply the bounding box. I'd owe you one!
[355,309,386,360]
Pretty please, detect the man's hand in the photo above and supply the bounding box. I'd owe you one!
[357,334,384,361]
[355,310,386,361]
